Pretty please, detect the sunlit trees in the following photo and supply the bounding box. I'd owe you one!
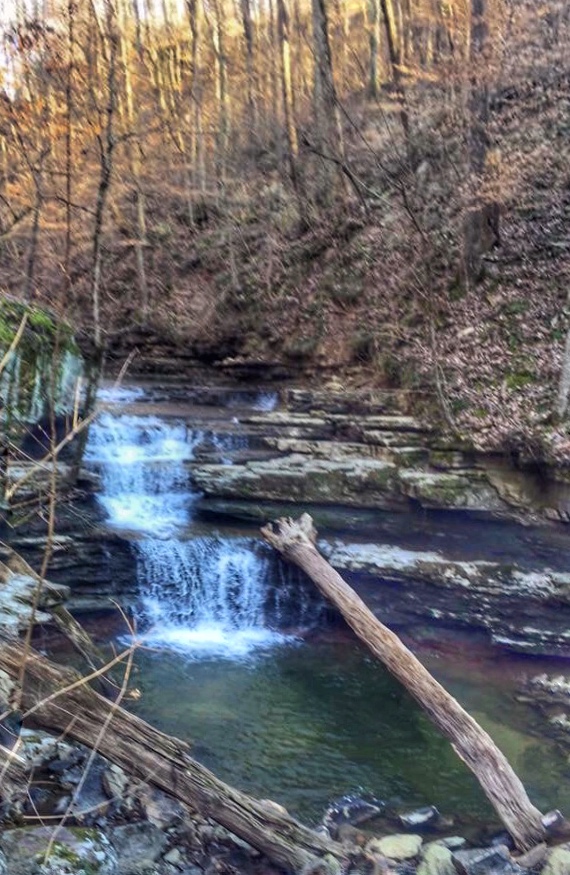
[0,0,568,433]
[0,0,494,315]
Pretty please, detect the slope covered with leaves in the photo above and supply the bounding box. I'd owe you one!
[0,0,569,458]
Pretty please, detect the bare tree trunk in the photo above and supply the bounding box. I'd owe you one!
[91,0,118,350]
[311,0,345,201]
[240,0,258,138]
[379,0,412,146]
[367,0,382,97]
[7,59,51,303]
[276,0,304,215]
[64,0,75,306]
[261,514,546,853]
[23,169,44,302]
[463,0,500,284]
[331,0,349,91]
[556,298,570,420]
[118,0,149,317]
[267,0,282,159]
[0,639,350,875]
[180,0,204,220]
[208,0,230,190]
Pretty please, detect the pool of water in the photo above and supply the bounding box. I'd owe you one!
[123,627,570,828]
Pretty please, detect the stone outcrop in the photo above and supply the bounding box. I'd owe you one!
[0,300,84,439]
[191,392,570,522]
[0,561,69,632]
[319,540,570,653]
[186,385,570,655]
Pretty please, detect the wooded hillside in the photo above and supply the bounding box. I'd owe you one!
[1,0,569,453]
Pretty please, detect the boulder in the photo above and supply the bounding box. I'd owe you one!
[0,826,117,875]
[366,834,423,860]
[20,728,79,769]
[452,846,524,875]
[398,470,506,513]
[322,793,384,831]
[399,806,440,830]
[542,846,570,875]
[514,842,547,869]
[418,843,455,875]
[108,823,168,875]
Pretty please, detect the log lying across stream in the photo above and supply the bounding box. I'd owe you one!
[261,513,547,853]
[0,638,349,875]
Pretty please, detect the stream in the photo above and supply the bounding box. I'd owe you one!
[74,381,570,829]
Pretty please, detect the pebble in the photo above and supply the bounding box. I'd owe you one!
[367,834,423,860]
[399,807,440,830]
[164,847,183,865]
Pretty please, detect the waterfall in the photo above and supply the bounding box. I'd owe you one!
[85,412,201,537]
[137,537,295,654]
[85,400,316,657]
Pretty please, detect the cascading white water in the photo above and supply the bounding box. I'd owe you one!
[85,399,307,656]
[85,412,201,537]
[137,537,288,654]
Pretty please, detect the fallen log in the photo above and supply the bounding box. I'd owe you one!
[0,743,26,810]
[0,665,26,809]
[261,514,546,852]
[0,639,350,875]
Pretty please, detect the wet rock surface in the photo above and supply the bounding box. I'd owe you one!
[189,389,570,523]
[320,540,570,655]
[452,845,523,875]
[0,562,69,632]
[417,842,455,875]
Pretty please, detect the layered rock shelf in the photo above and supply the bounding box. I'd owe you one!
[191,388,570,522]
[187,385,570,655]
[320,540,570,654]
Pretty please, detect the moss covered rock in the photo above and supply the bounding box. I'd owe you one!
[0,826,117,875]
[0,299,83,437]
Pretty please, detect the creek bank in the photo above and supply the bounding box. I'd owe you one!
[183,383,570,655]
[1,731,569,875]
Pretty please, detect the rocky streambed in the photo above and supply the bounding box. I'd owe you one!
[2,723,570,875]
